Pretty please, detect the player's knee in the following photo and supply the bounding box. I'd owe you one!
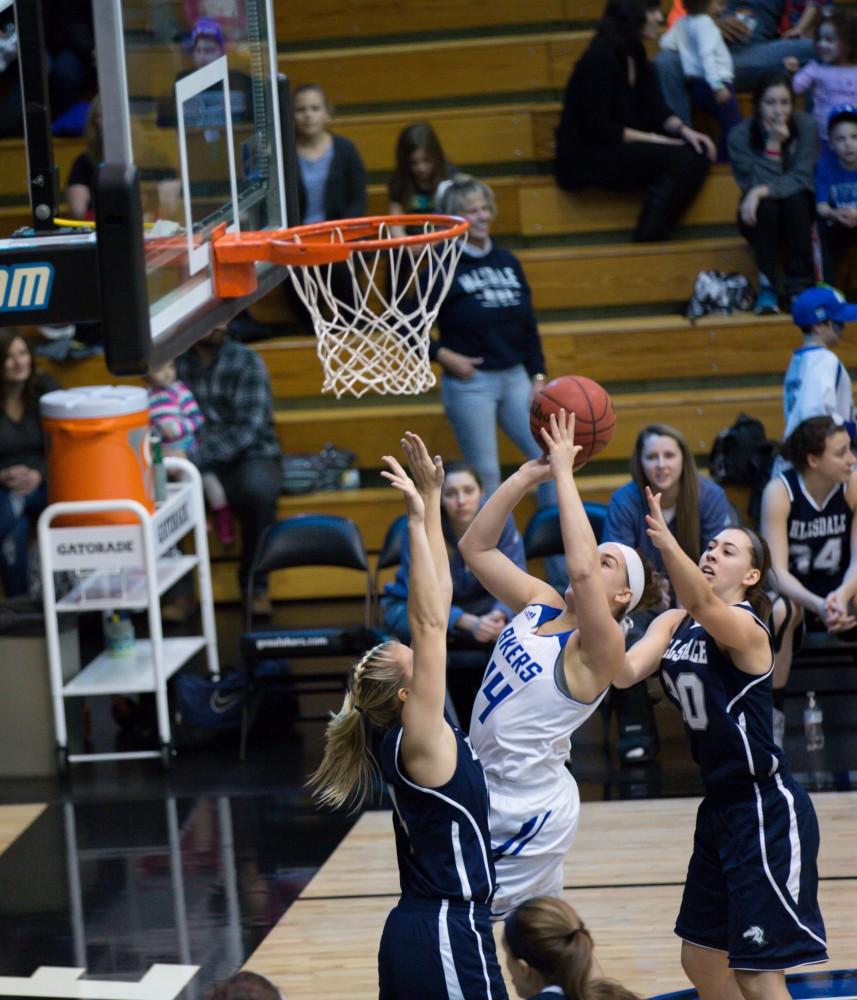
[734,969,786,1000]
[680,940,723,984]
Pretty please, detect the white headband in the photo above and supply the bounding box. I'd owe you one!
[599,542,645,612]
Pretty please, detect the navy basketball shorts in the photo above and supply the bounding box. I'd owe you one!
[675,776,828,971]
[379,896,508,1000]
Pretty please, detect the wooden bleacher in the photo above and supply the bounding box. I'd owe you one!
[5,0,819,601]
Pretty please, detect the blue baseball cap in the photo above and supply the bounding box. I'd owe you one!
[828,103,857,131]
[191,17,225,49]
[792,285,857,328]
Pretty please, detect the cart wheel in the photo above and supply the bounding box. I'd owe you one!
[56,746,68,777]
[159,742,174,771]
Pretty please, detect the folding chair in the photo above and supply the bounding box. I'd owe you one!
[238,513,378,758]
[523,502,608,560]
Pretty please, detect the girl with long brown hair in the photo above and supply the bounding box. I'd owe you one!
[309,432,507,999]
[0,329,59,596]
[604,422,736,761]
[617,489,827,999]
[503,896,639,999]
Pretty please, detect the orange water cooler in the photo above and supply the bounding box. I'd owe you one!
[40,386,154,525]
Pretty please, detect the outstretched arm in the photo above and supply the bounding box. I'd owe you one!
[645,487,769,671]
[541,412,625,693]
[614,608,684,687]
[459,460,561,613]
[381,438,457,787]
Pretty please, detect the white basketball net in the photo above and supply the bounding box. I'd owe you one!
[285,219,466,398]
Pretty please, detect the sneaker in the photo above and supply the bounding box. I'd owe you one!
[212,506,236,546]
[772,706,786,748]
[754,287,780,315]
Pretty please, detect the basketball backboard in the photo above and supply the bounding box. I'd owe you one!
[0,0,296,373]
[96,0,296,371]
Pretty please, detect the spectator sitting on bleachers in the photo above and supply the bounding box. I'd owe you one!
[603,422,737,762]
[176,328,281,617]
[760,415,857,743]
[656,0,814,125]
[145,359,235,546]
[66,97,101,222]
[285,82,367,335]
[727,70,818,314]
[659,0,743,160]
[387,122,457,237]
[554,0,715,243]
[785,12,857,148]
[783,285,857,441]
[156,17,253,130]
[294,83,366,224]
[0,331,59,597]
[381,460,526,723]
[816,105,857,285]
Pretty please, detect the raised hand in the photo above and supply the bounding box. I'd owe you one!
[401,431,444,495]
[644,485,674,552]
[539,409,583,478]
[381,453,425,519]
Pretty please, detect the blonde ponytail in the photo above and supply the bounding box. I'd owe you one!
[307,641,406,813]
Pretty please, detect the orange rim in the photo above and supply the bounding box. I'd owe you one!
[210,215,469,297]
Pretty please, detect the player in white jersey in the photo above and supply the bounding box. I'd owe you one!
[460,412,658,917]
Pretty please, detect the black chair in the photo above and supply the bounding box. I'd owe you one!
[523,502,608,560]
[238,514,377,757]
[373,513,408,626]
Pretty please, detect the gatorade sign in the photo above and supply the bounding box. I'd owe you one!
[0,262,54,311]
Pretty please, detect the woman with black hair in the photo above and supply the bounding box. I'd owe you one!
[554,0,715,242]
[727,70,819,313]
[618,490,827,999]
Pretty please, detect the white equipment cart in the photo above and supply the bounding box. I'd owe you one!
[38,457,219,770]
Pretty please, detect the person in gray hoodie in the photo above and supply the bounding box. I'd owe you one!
[728,70,819,313]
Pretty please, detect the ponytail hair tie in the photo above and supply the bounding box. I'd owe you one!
[353,704,364,714]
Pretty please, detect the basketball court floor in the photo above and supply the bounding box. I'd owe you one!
[0,645,855,1000]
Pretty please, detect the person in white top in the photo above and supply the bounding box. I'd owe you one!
[660,0,742,157]
[783,284,857,441]
[459,411,658,918]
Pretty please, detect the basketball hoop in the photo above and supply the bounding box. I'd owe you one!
[211,214,469,398]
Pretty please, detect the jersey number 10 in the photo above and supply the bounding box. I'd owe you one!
[663,672,709,731]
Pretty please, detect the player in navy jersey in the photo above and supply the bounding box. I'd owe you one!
[619,488,827,998]
[761,415,857,742]
[309,432,507,1000]
[460,411,659,919]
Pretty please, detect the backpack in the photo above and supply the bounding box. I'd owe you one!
[173,661,297,749]
[687,271,755,320]
[281,443,358,495]
[709,414,777,525]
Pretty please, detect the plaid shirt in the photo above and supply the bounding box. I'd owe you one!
[176,337,280,468]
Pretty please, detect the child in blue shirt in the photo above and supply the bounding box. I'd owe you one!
[816,102,857,282]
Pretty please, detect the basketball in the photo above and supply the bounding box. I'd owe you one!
[530,375,615,469]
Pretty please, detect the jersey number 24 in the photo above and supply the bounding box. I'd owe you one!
[791,537,842,577]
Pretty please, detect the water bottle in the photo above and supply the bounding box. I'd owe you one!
[103,611,136,659]
[803,691,825,752]
[151,429,168,504]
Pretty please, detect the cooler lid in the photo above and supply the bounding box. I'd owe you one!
[40,385,149,419]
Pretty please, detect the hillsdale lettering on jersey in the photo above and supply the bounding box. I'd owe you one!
[788,513,847,540]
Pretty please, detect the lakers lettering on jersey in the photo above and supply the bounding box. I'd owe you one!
[470,604,606,790]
